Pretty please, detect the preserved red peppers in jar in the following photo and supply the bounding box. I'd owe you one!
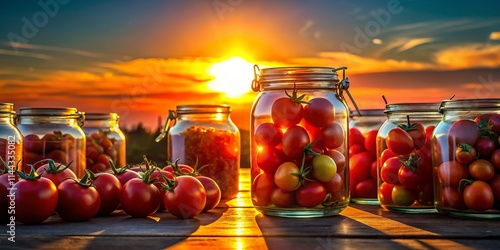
[16,108,86,177]
[349,109,385,205]
[377,103,441,213]
[156,105,240,200]
[82,113,126,173]
[433,99,500,218]
[0,103,23,172]
[250,65,358,218]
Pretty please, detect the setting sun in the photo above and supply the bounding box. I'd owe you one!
[207,57,255,98]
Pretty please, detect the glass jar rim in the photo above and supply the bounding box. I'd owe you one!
[83,112,119,121]
[18,107,81,118]
[350,109,385,117]
[384,102,441,114]
[0,102,15,114]
[439,98,500,113]
[176,104,231,114]
[258,66,341,84]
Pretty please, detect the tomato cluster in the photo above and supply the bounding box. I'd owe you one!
[435,114,500,212]
[349,127,378,200]
[378,116,435,208]
[23,131,84,177]
[85,131,121,173]
[252,90,347,209]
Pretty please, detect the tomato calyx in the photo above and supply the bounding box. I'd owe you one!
[322,193,339,207]
[400,152,420,173]
[398,115,419,132]
[166,158,197,176]
[303,140,322,157]
[160,175,178,191]
[16,165,42,180]
[110,160,128,175]
[458,178,474,192]
[284,83,308,105]
[65,169,95,188]
[34,159,73,174]
[186,158,210,177]
[141,155,159,172]
[291,153,314,190]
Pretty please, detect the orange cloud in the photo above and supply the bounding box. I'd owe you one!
[435,44,500,69]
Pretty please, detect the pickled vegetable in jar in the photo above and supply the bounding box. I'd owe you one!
[0,103,23,172]
[433,99,500,218]
[82,113,126,173]
[250,65,358,218]
[156,105,240,200]
[17,108,86,177]
[349,109,385,205]
[376,103,441,213]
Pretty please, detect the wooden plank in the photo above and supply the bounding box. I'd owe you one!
[2,236,498,250]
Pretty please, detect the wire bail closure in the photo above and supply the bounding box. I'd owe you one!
[155,110,178,142]
[335,67,361,117]
[251,64,261,92]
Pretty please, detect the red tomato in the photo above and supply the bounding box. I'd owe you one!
[488,114,500,133]
[391,185,416,206]
[448,120,480,146]
[100,137,113,152]
[355,179,377,198]
[378,182,395,205]
[254,122,283,147]
[295,181,326,208]
[256,147,285,174]
[364,130,378,158]
[455,143,477,165]
[489,174,500,201]
[282,125,310,159]
[274,162,300,192]
[398,166,420,189]
[380,157,401,184]
[56,178,101,222]
[35,160,76,187]
[93,173,122,216]
[46,150,68,165]
[490,149,500,170]
[386,128,414,155]
[252,173,276,206]
[440,187,466,210]
[86,146,99,161]
[271,97,303,128]
[405,122,426,150]
[95,154,112,170]
[463,181,494,211]
[150,168,175,211]
[322,123,344,149]
[474,114,493,123]
[271,188,295,208]
[425,125,435,141]
[370,161,377,180]
[23,134,43,153]
[475,138,495,157]
[349,151,372,183]
[110,161,141,186]
[437,161,469,187]
[349,144,365,156]
[325,150,345,174]
[13,175,58,224]
[196,176,221,212]
[163,162,195,175]
[380,149,396,167]
[303,98,335,127]
[324,173,343,194]
[469,159,495,181]
[164,175,206,219]
[121,177,162,218]
[349,127,365,146]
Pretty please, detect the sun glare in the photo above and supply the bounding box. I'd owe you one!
[207,57,255,97]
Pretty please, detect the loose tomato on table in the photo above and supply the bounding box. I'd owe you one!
[163,175,207,219]
[89,171,122,216]
[110,160,141,187]
[56,170,101,222]
[13,167,58,224]
[121,168,162,218]
[34,159,76,187]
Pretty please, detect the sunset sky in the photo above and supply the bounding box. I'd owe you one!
[1,0,500,131]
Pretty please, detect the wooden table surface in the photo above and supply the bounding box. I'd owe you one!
[2,168,500,250]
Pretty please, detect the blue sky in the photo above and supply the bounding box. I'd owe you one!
[1,0,500,130]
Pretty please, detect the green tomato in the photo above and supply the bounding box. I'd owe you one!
[391,185,416,206]
[312,155,337,183]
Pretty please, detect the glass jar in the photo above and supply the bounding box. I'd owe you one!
[156,105,240,200]
[16,108,86,177]
[433,98,500,218]
[250,66,357,218]
[349,109,385,205]
[0,103,23,172]
[81,113,126,173]
[377,103,441,213]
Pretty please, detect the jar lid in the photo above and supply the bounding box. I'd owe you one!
[18,107,81,118]
[176,104,231,114]
[350,109,385,117]
[0,102,15,114]
[384,102,441,114]
[84,112,120,121]
[439,98,500,113]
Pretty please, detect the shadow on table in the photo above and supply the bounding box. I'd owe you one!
[7,203,230,249]
[254,208,429,250]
